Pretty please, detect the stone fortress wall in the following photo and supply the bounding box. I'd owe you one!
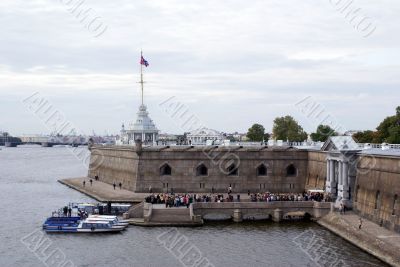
[88,146,139,191]
[305,151,328,190]
[88,143,400,233]
[89,144,309,193]
[354,154,400,232]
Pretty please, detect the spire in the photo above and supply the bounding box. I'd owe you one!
[140,50,144,106]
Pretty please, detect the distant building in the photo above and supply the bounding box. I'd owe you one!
[344,130,362,136]
[186,127,224,145]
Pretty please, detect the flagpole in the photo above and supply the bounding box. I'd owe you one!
[140,50,144,106]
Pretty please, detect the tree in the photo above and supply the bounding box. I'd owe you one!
[247,123,265,141]
[272,116,307,142]
[375,106,400,143]
[310,125,337,142]
[352,130,376,143]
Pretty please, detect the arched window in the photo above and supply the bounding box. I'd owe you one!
[196,164,208,176]
[375,190,380,209]
[257,164,267,176]
[227,163,238,176]
[393,194,398,216]
[286,164,297,177]
[160,164,172,176]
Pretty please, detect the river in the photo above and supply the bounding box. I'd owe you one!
[0,146,387,267]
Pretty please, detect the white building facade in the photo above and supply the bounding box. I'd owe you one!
[186,127,224,145]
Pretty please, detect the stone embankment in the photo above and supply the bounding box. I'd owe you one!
[58,177,146,203]
[317,212,400,267]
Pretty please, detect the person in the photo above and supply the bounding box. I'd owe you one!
[339,203,344,215]
[211,187,214,194]
[90,179,93,186]
[95,175,98,181]
[68,207,72,217]
[359,217,363,230]
[228,186,232,194]
[248,190,250,196]
[113,182,116,190]
[83,180,86,187]
[149,185,152,193]
[119,182,122,190]
[63,206,68,216]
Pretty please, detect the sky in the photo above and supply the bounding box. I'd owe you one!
[0,0,399,136]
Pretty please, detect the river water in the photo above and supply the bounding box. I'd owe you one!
[0,146,387,267]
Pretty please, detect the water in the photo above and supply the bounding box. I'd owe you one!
[0,146,387,267]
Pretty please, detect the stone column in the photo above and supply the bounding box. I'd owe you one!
[342,162,348,187]
[338,161,343,186]
[329,160,335,183]
[233,209,243,223]
[273,209,283,223]
[326,160,330,182]
[329,160,337,195]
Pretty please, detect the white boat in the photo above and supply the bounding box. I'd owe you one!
[85,216,129,227]
[76,220,126,233]
[89,215,129,224]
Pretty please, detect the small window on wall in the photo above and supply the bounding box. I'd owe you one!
[196,164,208,176]
[160,164,172,176]
[375,190,380,209]
[257,164,267,176]
[286,164,297,177]
[393,194,398,216]
[227,164,238,176]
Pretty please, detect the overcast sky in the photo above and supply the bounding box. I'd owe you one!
[0,0,399,136]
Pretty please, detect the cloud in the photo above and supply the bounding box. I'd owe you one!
[0,0,399,135]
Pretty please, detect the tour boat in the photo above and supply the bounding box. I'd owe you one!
[42,217,126,233]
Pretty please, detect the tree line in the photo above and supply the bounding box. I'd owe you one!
[246,106,400,144]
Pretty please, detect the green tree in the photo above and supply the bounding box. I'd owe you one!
[353,130,376,143]
[247,123,265,141]
[375,106,400,143]
[272,116,307,142]
[310,125,337,142]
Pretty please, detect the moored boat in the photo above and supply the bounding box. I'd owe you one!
[42,217,126,233]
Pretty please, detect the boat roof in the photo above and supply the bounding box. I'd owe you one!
[89,215,117,218]
[82,220,111,224]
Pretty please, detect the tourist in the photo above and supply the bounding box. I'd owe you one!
[228,186,232,194]
[359,217,363,230]
[67,207,72,217]
[63,206,68,216]
[119,182,122,189]
[113,182,116,190]
[339,203,344,215]
[95,175,98,181]
[83,180,86,187]
[90,179,93,186]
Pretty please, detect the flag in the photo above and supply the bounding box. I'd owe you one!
[140,56,149,67]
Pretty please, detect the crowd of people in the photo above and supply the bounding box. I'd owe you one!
[144,191,329,206]
[248,192,326,202]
